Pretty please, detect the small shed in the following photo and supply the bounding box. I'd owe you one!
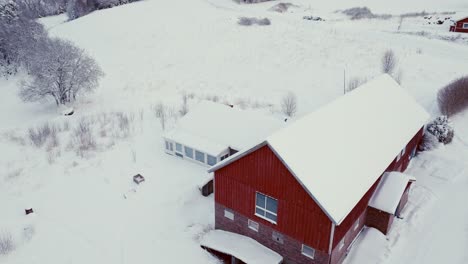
[366,172,416,235]
[163,101,283,167]
[450,16,468,33]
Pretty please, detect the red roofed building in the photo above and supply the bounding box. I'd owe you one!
[205,75,429,264]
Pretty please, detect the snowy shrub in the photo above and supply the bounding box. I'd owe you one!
[238,17,271,26]
[238,0,274,3]
[28,123,57,147]
[342,7,391,20]
[205,95,220,103]
[269,3,293,13]
[347,77,366,92]
[115,112,134,138]
[426,116,454,145]
[72,119,96,156]
[394,69,403,85]
[419,133,439,151]
[437,76,468,117]
[281,92,297,117]
[0,231,15,255]
[381,49,397,75]
[153,102,168,130]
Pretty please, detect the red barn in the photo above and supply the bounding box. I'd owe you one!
[205,75,429,264]
[450,16,468,33]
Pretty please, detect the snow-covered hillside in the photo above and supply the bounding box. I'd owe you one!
[1,0,468,263]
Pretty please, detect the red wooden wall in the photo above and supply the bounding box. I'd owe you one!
[215,145,332,252]
[451,18,468,33]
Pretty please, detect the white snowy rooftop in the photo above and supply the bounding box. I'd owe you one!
[164,101,283,155]
[369,172,416,214]
[209,74,429,225]
[200,230,283,264]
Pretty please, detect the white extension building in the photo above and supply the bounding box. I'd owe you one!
[163,101,283,167]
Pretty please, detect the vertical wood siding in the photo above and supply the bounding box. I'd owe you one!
[215,145,332,252]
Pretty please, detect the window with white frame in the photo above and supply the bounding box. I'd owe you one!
[255,192,278,223]
[248,219,259,232]
[463,23,468,29]
[220,154,229,161]
[207,155,217,166]
[224,209,234,220]
[165,141,173,151]
[339,238,345,251]
[175,143,183,153]
[184,146,194,159]
[195,150,205,163]
[301,244,315,259]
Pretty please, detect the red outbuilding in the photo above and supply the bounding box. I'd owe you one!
[205,74,429,264]
[450,16,468,33]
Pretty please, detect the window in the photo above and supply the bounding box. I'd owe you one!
[464,23,468,29]
[195,150,205,163]
[255,192,278,223]
[220,154,229,161]
[354,219,360,231]
[224,209,234,220]
[339,238,345,251]
[165,141,173,151]
[410,147,417,158]
[184,146,194,159]
[248,219,259,232]
[301,244,315,259]
[175,143,183,152]
[207,155,217,166]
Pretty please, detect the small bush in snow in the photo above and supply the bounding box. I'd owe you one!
[72,119,96,156]
[381,49,397,75]
[342,7,391,20]
[419,133,439,151]
[179,93,189,116]
[238,17,271,26]
[153,102,167,130]
[269,3,293,13]
[437,76,468,117]
[0,231,15,255]
[426,116,454,145]
[281,92,297,117]
[28,123,56,147]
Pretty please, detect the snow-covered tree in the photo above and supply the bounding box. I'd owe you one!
[20,38,104,106]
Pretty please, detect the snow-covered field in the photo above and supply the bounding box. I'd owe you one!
[1,0,468,263]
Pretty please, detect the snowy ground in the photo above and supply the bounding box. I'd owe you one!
[1,0,468,263]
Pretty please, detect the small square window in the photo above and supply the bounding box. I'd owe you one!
[248,219,259,232]
[195,150,205,163]
[165,141,173,151]
[184,146,194,159]
[464,23,468,29]
[207,155,217,166]
[224,209,234,220]
[176,143,183,152]
[301,244,315,259]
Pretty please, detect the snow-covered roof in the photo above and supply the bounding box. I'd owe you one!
[368,172,415,214]
[209,74,429,225]
[451,13,468,22]
[164,101,283,155]
[200,230,283,264]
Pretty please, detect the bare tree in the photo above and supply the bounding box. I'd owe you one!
[381,49,397,74]
[153,102,167,130]
[20,38,104,106]
[281,92,297,117]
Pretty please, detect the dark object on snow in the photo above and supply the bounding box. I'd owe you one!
[25,208,34,215]
[426,116,454,144]
[238,17,271,26]
[201,179,213,197]
[303,16,324,21]
[437,20,444,25]
[270,3,294,13]
[64,110,74,116]
[133,174,145,184]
